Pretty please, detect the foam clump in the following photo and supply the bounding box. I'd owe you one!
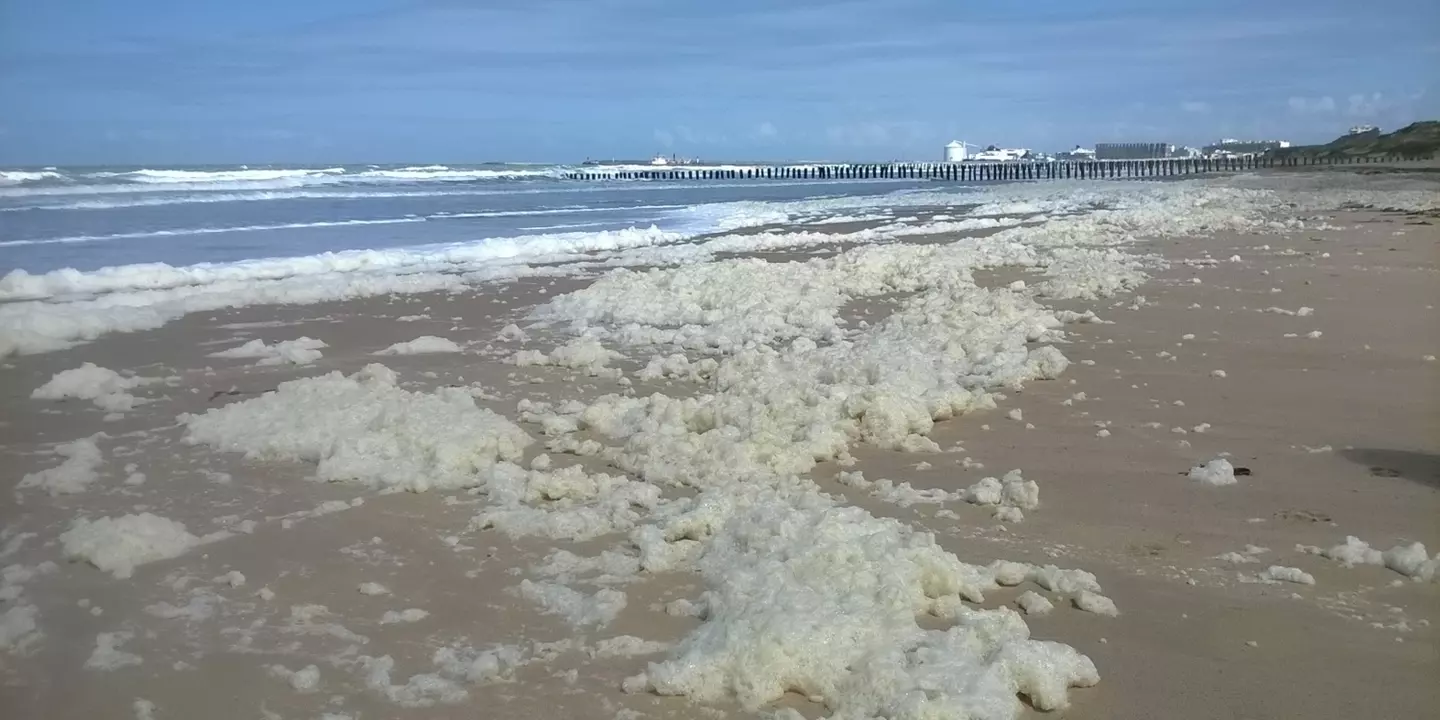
[591,636,670,658]
[1259,565,1315,585]
[85,631,142,669]
[834,470,956,508]
[60,513,201,579]
[471,463,660,541]
[268,663,322,692]
[17,434,105,495]
[181,364,531,492]
[1187,458,1236,486]
[381,608,430,624]
[0,604,41,652]
[375,335,462,355]
[1299,536,1437,581]
[637,353,718,383]
[627,490,1098,716]
[357,655,469,707]
[497,324,528,342]
[208,336,326,366]
[1072,590,1119,616]
[431,644,527,684]
[1016,591,1054,615]
[961,469,1040,521]
[31,363,152,411]
[0,265,466,358]
[517,580,626,627]
[511,337,622,377]
[1216,551,1258,565]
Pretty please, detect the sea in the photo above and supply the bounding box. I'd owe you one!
[0,164,944,276]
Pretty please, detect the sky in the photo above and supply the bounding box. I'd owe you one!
[1,0,1437,165]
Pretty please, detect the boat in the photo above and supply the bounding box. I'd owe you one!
[580,154,703,167]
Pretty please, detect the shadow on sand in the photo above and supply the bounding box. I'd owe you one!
[1339,448,1440,490]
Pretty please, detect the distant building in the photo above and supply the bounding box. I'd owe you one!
[1057,146,1096,161]
[1202,139,1290,157]
[969,145,1032,162]
[1349,125,1379,135]
[944,141,968,162]
[1095,142,1174,160]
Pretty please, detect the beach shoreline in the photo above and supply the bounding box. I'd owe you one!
[2,175,1438,719]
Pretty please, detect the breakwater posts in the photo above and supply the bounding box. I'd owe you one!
[563,153,1435,182]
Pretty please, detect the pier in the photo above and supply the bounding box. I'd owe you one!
[563,154,1434,182]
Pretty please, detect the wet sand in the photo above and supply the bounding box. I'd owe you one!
[1,203,1437,719]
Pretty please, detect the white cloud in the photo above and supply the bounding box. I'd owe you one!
[824,120,930,147]
[651,126,728,146]
[1345,92,1384,118]
[1287,96,1336,114]
[1181,101,1211,114]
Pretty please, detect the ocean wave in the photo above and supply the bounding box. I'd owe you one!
[431,203,686,219]
[0,225,688,300]
[0,170,66,186]
[350,166,562,181]
[0,162,849,198]
[112,168,349,183]
[0,165,569,199]
[0,186,1006,297]
[0,178,882,210]
[0,217,428,248]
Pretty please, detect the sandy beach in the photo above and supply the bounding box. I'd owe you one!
[2,174,1437,720]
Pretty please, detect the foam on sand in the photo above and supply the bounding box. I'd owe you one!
[517,580,627,628]
[17,435,106,495]
[7,175,1426,361]
[1259,566,1316,586]
[60,514,202,579]
[1298,536,1438,582]
[624,489,1099,715]
[1016,590,1055,615]
[208,337,327,366]
[1187,458,1237,486]
[485,173,1321,715]
[31,363,153,411]
[375,336,463,355]
[0,604,41,653]
[85,631,143,670]
[181,364,531,492]
[0,178,1288,357]
[16,175,1431,714]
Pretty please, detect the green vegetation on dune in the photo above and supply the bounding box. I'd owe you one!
[1275,121,1440,160]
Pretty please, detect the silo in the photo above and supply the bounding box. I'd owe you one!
[944,141,966,162]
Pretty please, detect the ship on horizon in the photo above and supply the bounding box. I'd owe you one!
[581,153,702,166]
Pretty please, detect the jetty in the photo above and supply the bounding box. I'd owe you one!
[563,153,1433,182]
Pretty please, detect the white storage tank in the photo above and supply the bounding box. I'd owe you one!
[944,141,967,162]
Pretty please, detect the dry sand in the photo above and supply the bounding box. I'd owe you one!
[1,201,1437,719]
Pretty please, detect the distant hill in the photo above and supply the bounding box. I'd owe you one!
[1275,121,1440,160]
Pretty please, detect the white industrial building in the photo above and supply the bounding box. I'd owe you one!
[944,141,968,162]
[969,146,1030,162]
[1057,145,1097,161]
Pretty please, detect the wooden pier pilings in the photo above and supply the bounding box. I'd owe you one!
[562,154,1433,182]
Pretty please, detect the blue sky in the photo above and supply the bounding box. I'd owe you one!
[2,0,1437,164]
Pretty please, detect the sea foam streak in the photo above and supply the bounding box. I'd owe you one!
[0,163,796,199]
[8,178,1370,357]
[0,217,430,248]
[0,187,999,299]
